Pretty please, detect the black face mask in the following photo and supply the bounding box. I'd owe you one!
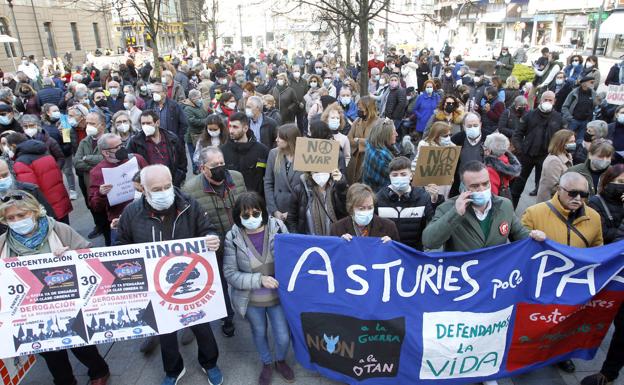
[604,183,624,201]
[115,147,129,161]
[516,107,525,114]
[209,165,227,182]
[583,131,594,142]
[95,99,108,108]
[461,94,470,103]
[444,103,456,113]
[357,110,367,120]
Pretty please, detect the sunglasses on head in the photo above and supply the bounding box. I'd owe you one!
[241,211,261,220]
[0,194,24,203]
[561,187,589,199]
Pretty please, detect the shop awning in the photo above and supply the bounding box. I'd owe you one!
[600,11,624,38]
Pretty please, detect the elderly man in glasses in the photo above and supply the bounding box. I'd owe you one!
[521,170,603,374]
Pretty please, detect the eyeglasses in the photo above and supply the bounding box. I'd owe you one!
[561,187,589,199]
[104,144,122,152]
[241,211,261,220]
[0,194,24,203]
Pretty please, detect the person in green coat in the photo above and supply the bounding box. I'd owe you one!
[422,160,544,251]
[182,89,210,174]
[495,47,515,82]
[182,145,246,338]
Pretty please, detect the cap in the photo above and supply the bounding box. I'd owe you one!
[475,69,485,77]
[579,75,595,83]
[0,103,12,113]
[320,95,337,109]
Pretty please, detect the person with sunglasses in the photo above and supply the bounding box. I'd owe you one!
[223,191,294,385]
[521,171,603,374]
[0,190,111,385]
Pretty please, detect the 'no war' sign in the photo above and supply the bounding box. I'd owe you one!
[293,137,340,173]
[412,146,460,186]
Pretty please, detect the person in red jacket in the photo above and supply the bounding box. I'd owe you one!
[88,133,148,246]
[483,133,521,198]
[6,132,72,223]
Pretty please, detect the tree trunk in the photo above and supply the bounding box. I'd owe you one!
[358,17,369,96]
[345,29,352,67]
[336,21,342,60]
[211,25,217,54]
[151,33,161,78]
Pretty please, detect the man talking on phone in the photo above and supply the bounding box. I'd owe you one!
[422,160,545,251]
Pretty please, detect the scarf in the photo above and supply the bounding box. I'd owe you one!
[8,217,50,254]
[309,181,337,236]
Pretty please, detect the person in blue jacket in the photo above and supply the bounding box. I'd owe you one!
[563,55,584,85]
[413,80,441,139]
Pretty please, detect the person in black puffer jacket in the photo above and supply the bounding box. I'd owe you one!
[588,164,624,245]
[286,171,348,235]
[375,156,441,250]
[498,95,528,140]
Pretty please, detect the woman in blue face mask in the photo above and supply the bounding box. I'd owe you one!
[0,190,111,385]
[222,192,296,385]
[330,183,399,243]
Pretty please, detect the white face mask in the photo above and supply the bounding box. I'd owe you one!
[241,214,263,230]
[539,101,553,113]
[293,71,301,79]
[309,81,318,88]
[379,78,386,85]
[24,128,38,138]
[474,76,481,83]
[86,124,99,137]
[152,93,162,102]
[142,124,156,136]
[226,102,236,110]
[117,123,130,133]
[440,136,452,146]
[208,129,221,137]
[123,103,132,110]
[311,172,330,186]
[146,186,175,211]
[277,79,285,87]
[245,108,254,118]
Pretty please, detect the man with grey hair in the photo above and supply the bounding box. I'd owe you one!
[123,93,142,131]
[36,77,63,107]
[106,80,124,113]
[116,164,225,385]
[197,69,213,106]
[88,133,148,245]
[245,95,278,149]
[145,82,188,144]
[448,112,484,196]
[174,64,190,96]
[511,90,565,206]
[182,89,210,174]
[483,132,521,199]
[183,146,246,337]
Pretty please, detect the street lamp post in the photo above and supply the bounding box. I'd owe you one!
[501,0,512,51]
[6,0,24,57]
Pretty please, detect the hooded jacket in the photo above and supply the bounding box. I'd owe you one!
[484,151,521,196]
[13,139,72,219]
[221,134,269,195]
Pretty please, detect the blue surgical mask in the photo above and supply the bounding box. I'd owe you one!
[471,188,492,207]
[0,175,13,191]
[390,176,411,192]
[340,96,351,106]
[68,117,78,127]
[0,116,11,125]
[353,209,374,226]
[147,187,175,211]
[466,126,481,140]
[241,214,263,230]
[617,114,624,124]
[9,216,36,235]
[328,118,340,131]
[50,111,61,120]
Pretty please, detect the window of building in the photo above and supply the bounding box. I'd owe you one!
[242,36,252,45]
[93,23,101,48]
[43,22,57,58]
[266,32,274,42]
[485,24,502,41]
[222,36,233,45]
[0,18,16,58]
[70,22,81,51]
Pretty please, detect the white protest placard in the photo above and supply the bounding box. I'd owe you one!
[102,157,139,206]
[606,85,624,105]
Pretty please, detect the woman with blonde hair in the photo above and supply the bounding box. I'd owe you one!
[413,121,454,197]
[503,75,521,108]
[536,129,576,202]
[361,118,398,192]
[0,190,110,385]
[264,124,302,222]
[347,96,383,184]
[321,102,351,165]
[111,110,134,145]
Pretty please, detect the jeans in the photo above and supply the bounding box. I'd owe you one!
[160,323,219,377]
[245,304,291,364]
[62,154,76,191]
[569,119,589,145]
[186,142,198,174]
[511,153,546,207]
[602,304,624,381]
[41,345,108,385]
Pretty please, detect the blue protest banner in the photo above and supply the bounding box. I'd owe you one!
[275,234,624,384]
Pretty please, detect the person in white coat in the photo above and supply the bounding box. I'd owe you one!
[400,59,419,90]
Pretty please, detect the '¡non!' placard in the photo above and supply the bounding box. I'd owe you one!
[293,137,340,173]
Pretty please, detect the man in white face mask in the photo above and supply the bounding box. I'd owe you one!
[127,110,188,187]
[245,95,278,149]
[146,82,188,144]
[511,90,565,207]
[116,164,224,385]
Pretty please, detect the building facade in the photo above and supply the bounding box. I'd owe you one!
[0,0,113,71]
